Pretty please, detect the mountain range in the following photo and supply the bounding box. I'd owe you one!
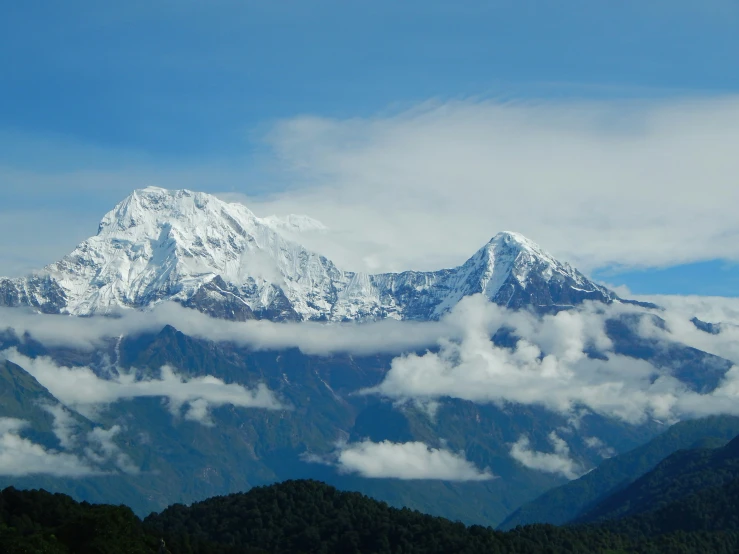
[0,187,735,530]
[0,187,620,320]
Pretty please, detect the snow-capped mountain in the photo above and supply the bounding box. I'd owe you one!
[0,187,618,321]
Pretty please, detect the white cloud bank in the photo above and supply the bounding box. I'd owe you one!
[0,303,448,355]
[307,440,494,481]
[510,433,582,480]
[1,349,284,425]
[240,97,739,274]
[4,292,739,431]
[364,295,739,425]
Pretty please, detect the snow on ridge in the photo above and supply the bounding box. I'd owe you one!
[0,188,616,320]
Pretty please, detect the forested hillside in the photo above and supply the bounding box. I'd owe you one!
[499,415,739,529]
[576,434,739,528]
[5,477,739,553]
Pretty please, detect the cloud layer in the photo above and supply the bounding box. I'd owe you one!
[0,303,449,355]
[2,349,284,425]
[308,440,494,481]
[4,292,739,429]
[4,291,739,482]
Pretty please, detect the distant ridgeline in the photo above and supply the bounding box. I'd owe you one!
[5,458,739,554]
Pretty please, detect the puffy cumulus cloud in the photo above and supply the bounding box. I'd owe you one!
[0,417,100,477]
[307,440,494,481]
[0,303,449,355]
[365,296,678,424]
[510,433,582,480]
[2,349,284,423]
[242,97,739,274]
[364,295,739,425]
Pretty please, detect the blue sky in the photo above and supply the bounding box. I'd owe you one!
[1,1,738,295]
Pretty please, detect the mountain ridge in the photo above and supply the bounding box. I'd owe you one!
[0,187,620,321]
[498,415,739,530]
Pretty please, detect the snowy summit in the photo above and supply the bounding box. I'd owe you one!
[0,187,618,321]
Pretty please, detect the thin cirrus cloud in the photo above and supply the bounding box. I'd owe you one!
[306,439,494,482]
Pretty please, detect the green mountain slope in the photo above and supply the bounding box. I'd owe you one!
[577,434,739,525]
[499,415,739,529]
[0,359,59,427]
[6,479,739,554]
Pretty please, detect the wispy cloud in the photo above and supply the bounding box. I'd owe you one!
[2,349,284,423]
[584,436,616,459]
[245,97,739,274]
[85,425,139,474]
[510,432,582,480]
[0,417,100,477]
[3,97,739,278]
[0,406,141,478]
[0,303,449,355]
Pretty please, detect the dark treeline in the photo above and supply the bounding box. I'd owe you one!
[3,478,739,554]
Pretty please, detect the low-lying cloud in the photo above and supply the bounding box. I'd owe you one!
[0,404,143,478]
[0,417,100,477]
[584,436,616,459]
[510,432,582,480]
[635,294,739,366]
[4,292,739,432]
[364,295,739,425]
[0,303,449,355]
[307,440,494,481]
[2,349,284,424]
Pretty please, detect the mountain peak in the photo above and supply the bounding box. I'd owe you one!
[97,188,256,236]
[486,231,562,264]
[490,230,534,245]
[456,230,615,310]
[0,188,618,320]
